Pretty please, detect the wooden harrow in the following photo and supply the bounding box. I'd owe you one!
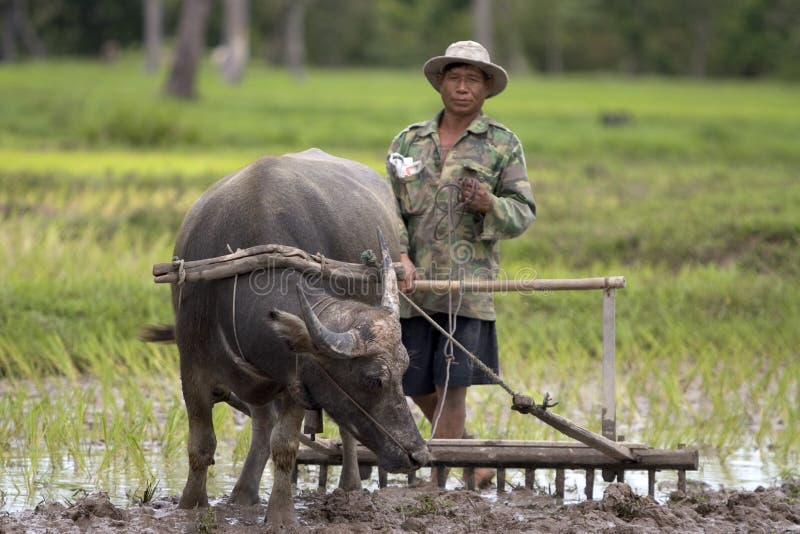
[154,244,699,499]
[291,438,697,499]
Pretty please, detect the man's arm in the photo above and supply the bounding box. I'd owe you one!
[387,132,415,292]
[473,135,536,240]
[399,253,417,293]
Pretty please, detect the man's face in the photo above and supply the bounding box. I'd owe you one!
[438,64,493,118]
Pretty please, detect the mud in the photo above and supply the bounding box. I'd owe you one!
[1,480,799,533]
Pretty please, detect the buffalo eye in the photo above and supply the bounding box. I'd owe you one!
[363,364,390,390]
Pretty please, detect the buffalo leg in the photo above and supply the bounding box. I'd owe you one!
[229,402,276,505]
[179,380,217,509]
[265,398,304,527]
[338,428,362,491]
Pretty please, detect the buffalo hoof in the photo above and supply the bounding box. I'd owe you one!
[265,509,297,530]
[178,494,209,509]
[228,489,260,506]
[338,475,362,492]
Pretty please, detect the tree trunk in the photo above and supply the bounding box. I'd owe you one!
[165,0,211,99]
[143,0,163,73]
[544,1,564,74]
[496,0,529,73]
[1,0,45,61]
[624,0,644,75]
[690,5,711,78]
[1,1,19,61]
[220,0,249,84]
[284,0,307,79]
[472,0,493,52]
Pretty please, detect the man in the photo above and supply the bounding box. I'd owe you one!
[386,41,536,487]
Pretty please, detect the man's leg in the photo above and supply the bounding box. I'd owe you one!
[432,386,494,488]
[430,385,467,438]
[411,386,468,486]
[412,386,467,438]
[411,392,438,423]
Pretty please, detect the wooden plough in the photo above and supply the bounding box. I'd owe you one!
[153,244,698,498]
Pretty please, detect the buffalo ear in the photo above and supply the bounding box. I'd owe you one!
[267,309,314,353]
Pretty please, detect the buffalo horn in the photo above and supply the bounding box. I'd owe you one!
[377,228,400,318]
[296,284,360,359]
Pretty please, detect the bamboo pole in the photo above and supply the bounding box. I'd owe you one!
[152,244,625,293]
[413,276,626,292]
[602,287,619,482]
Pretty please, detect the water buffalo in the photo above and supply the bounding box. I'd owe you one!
[152,149,430,527]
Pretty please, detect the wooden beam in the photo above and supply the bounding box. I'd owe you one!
[293,439,698,471]
[515,405,638,462]
[585,469,595,500]
[153,244,396,285]
[414,276,626,293]
[602,287,618,483]
[464,467,475,491]
[555,469,565,499]
[152,244,625,294]
[525,468,535,489]
[425,439,646,448]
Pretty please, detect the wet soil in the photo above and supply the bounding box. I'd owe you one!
[2,480,799,533]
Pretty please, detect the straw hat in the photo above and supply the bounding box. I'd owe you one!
[423,40,508,98]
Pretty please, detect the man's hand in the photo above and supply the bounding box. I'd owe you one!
[461,177,492,214]
[399,253,417,293]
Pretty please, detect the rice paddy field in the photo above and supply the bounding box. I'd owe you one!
[1,56,798,510]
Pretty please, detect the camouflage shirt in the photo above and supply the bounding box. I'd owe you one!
[387,110,536,321]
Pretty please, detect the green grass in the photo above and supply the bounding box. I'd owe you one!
[0,56,798,506]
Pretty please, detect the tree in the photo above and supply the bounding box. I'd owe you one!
[219,0,249,84]
[143,0,163,73]
[688,0,714,78]
[495,0,530,73]
[165,0,211,99]
[603,0,647,74]
[472,0,493,52]
[0,0,45,61]
[284,0,308,79]
[539,0,565,73]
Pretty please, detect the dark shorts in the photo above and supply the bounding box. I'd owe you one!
[401,314,499,397]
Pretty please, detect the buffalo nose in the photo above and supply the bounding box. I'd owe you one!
[411,446,432,467]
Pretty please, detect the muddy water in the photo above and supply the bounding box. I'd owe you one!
[0,441,784,512]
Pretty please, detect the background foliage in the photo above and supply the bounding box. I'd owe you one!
[5,0,800,78]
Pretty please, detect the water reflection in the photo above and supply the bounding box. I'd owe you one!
[0,441,787,512]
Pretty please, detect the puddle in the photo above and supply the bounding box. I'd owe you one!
[0,441,787,512]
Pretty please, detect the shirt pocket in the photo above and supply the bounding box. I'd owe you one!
[460,160,500,192]
[397,171,433,216]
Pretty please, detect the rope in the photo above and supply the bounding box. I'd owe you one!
[172,256,187,285]
[427,180,468,441]
[432,182,469,242]
[231,273,248,363]
[172,256,185,314]
[314,358,419,458]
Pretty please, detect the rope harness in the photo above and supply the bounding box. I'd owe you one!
[313,357,422,459]
[427,181,470,440]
